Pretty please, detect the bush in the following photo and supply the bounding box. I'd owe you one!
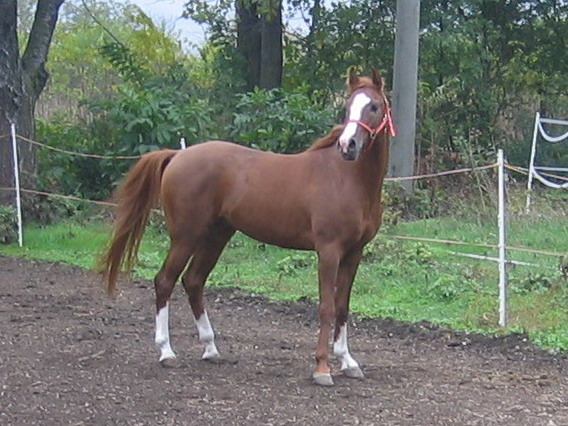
[0,205,17,244]
[37,62,216,201]
[231,86,336,153]
[21,194,80,225]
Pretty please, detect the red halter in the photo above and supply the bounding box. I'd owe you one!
[344,102,397,144]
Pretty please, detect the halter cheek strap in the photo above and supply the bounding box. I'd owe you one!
[344,104,397,143]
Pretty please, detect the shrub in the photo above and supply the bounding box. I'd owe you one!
[231,87,336,153]
[0,205,17,244]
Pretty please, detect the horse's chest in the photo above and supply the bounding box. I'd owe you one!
[359,220,379,245]
[359,206,383,244]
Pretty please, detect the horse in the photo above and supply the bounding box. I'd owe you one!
[100,68,396,387]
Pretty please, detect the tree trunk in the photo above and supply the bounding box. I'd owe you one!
[236,0,282,91]
[0,0,21,205]
[0,0,64,206]
[259,0,282,89]
[237,0,261,91]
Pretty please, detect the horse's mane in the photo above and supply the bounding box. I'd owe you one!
[305,125,345,152]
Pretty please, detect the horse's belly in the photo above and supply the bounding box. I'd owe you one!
[226,210,314,250]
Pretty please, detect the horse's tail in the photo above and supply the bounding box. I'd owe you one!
[100,149,178,296]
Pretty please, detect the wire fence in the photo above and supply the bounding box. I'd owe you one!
[3,130,565,261]
[0,186,118,207]
[385,163,498,181]
[3,129,567,326]
[15,133,142,160]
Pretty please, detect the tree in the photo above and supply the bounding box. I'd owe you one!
[257,0,283,89]
[233,0,283,90]
[186,0,283,91]
[0,0,64,205]
[284,0,397,100]
[236,1,262,90]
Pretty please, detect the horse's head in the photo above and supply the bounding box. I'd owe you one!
[337,68,395,161]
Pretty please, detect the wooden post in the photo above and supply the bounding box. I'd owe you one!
[390,0,421,193]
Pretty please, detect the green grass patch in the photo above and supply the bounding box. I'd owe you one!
[1,210,566,351]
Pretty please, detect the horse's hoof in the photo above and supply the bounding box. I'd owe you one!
[202,349,220,361]
[313,373,334,387]
[159,357,178,368]
[342,367,364,379]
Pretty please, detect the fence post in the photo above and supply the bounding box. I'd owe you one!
[10,123,23,247]
[497,149,507,327]
[180,137,186,150]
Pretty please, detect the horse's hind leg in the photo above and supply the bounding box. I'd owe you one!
[333,249,364,379]
[181,222,235,360]
[154,237,195,364]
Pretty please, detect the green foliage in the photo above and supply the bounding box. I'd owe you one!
[34,0,222,200]
[34,0,568,207]
[36,118,115,200]
[284,0,396,99]
[427,273,465,301]
[276,253,314,277]
[363,239,434,266]
[511,272,555,295]
[419,0,568,163]
[98,40,149,85]
[383,182,443,223]
[22,194,80,225]
[231,87,336,152]
[0,206,17,244]
[39,31,216,200]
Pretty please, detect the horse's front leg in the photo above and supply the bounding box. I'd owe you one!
[333,249,364,379]
[313,247,341,386]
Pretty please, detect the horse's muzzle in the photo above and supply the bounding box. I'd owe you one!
[338,139,358,161]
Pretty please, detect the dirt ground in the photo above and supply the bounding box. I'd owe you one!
[1,255,567,425]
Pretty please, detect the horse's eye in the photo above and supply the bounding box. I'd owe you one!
[370,104,378,113]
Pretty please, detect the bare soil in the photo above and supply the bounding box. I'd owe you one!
[1,255,567,425]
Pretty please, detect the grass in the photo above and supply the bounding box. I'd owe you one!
[1,194,567,351]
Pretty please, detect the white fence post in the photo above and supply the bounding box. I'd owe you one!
[10,123,23,247]
[497,149,507,327]
[525,112,539,213]
[180,137,186,150]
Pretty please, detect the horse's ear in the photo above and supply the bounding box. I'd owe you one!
[371,68,383,91]
[347,67,359,92]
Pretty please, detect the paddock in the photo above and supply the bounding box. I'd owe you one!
[1,255,566,425]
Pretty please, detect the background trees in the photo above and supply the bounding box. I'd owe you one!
[0,0,64,205]
[2,0,567,208]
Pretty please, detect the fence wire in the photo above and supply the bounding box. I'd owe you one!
[3,133,566,260]
[16,134,141,160]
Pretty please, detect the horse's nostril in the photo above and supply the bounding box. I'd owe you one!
[348,139,357,152]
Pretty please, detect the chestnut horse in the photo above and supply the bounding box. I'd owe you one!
[101,69,395,386]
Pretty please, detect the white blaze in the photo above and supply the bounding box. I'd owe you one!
[339,93,372,149]
[194,311,219,359]
[155,303,176,361]
[333,324,360,371]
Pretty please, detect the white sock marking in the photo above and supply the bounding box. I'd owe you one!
[333,324,360,371]
[339,92,372,149]
[155,303,176,361]
[194,311,219,359]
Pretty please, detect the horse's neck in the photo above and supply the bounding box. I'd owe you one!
[357,135,390,202]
